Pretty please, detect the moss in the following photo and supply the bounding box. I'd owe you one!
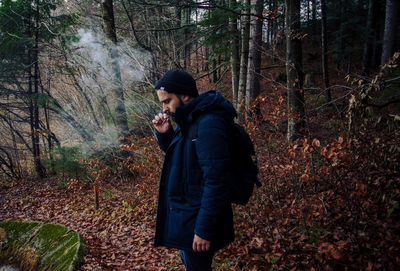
[30,224,69,253]
[0,220,85,271]
[2,220,42,243]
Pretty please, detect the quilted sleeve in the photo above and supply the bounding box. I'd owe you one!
[194,114,232,241]
[155,127,175,152]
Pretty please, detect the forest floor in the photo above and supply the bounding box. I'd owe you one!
[1,174,270,270]
[0,177,187,270]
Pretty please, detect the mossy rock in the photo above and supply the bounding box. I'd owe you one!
[0,220,85,271]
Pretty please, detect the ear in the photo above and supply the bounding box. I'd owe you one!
[180,94,193,104]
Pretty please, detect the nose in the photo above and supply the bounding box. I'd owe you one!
[162,104,168,113]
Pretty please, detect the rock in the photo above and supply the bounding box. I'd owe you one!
[0,220,85,271]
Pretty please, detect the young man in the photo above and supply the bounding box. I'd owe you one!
[152,69,235,270]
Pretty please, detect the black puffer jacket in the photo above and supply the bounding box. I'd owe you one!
[154,90,236,251]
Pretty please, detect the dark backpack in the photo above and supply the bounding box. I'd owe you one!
[188,117,261,205]
[229,122,261,205]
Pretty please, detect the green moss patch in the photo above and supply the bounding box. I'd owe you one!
[0,220,85,271]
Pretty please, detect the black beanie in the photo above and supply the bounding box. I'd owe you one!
[155,69,198,97]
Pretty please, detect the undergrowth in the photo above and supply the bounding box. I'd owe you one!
[9,54,398,270]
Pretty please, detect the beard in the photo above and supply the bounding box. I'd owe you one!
[166,111,175,120]
[166,97,185,121]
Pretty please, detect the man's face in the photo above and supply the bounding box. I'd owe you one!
[156,90,184,118]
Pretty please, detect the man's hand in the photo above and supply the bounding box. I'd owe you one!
[152,112,170,133]
[192,234,211,252]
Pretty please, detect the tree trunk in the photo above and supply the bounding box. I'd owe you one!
[311,0,316,21]
[31,0,46,178]
[230,0,240,107]
[245,0,263,114]
[43,57,54,173]
[335,0,347,71]
[285,0,304,141]
[101,0,129,139]
[361,0,377,76]
[183,7,191,70]
[380,0,399,65]
[212,46,218,83]
[372,0,385,68]
[271,0,279,61]
[205,47,211,81]
[238,0,251,114]
[320,0,331,102]
[175,4,182,66]
[195,8,200,73]
[265,0,271,44]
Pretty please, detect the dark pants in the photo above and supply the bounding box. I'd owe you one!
[179,250,214,271]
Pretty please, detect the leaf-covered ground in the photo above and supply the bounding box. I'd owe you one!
[1,173,265,270]
[2,143,399,271]
[0,178,184,270]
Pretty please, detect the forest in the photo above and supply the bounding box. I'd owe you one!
[0,0,399,270]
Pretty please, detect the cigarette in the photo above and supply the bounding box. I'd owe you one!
[155,112,169,125]
[161,117,169,124]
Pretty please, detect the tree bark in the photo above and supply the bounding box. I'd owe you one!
[311,0,316,21]
[29,0,46,178]
[372,0,385,68]
[380,0,399,65]
[175,3,183,66]
[245,0,263,114]
[320,0,331,102]
[230,0,240,107]
[212,45,218,83]
[205,46,210,78]
[265,0,271,44]
[361,0,377,76]
[285,0,305,141]
[101,0,129,139]
[43,54,54,173]
[183,7,191,70]
[238,0,251,114]
[335,0,346,71]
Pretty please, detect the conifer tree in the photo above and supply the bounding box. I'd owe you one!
[285,0,304,140]
[101,0,130,139]
[0,0,75,178]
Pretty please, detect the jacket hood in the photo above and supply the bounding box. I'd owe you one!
[175,90,237,126]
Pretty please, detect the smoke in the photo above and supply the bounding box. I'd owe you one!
[73,28,151,93]
[54,28,156,154]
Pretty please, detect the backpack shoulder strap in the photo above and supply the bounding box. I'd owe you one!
[186,115,202,140]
